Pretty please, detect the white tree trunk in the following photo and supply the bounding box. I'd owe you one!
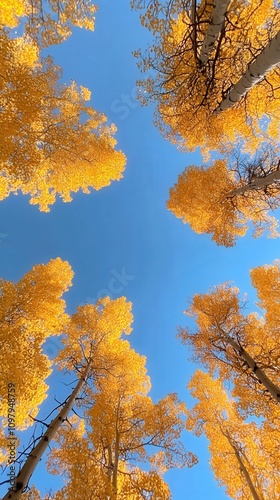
[214,30,280,114]
[229,169,280,197]
[3,360,92,500]
[199,0,230,64]
[224,432,262,500]
[224,332,280,403]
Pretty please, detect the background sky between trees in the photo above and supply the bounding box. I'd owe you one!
[1,0,280,498]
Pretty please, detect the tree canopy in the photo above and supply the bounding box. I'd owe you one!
[0,31,126,211]
[0,258,73,430]
[133,0,280,153]
[187,370,280,499]
[167,145,280,246]
[0,0,96,46]
[179,261,280,418]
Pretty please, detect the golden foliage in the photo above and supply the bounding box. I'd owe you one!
[0,0,96,46]
[55,296,134,373]
[179,262,280,418]
[250,261,280,329]
[0,31,126,211]
[188,371,280,499]
[134,0,280,152]
[0,258,73,429]
[167,154,280,246]
[167,161,246,246]
[47,334,196,499]
[0,0,25,28]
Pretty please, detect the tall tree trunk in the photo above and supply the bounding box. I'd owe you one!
[229,170,280,197]
[190,0,198,62]
[198,0,230,64]
[224,431,263,500]
[112,431,120,500]
[214,30,280,114]
[3,360,92,500]
[222,331,280,402]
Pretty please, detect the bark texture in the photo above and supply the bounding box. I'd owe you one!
[214,30,280,113]
[3,361,92,500]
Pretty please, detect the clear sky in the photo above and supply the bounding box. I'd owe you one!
[1,1,280,498]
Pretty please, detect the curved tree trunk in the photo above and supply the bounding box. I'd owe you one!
[229,169,280,197]
[214,30,280,114]
[3,360,92,500]
[198,0,230,65]
[223,331,280,403]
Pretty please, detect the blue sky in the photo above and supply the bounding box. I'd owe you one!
[1,1,280,498]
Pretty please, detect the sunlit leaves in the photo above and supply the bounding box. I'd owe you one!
[0,0,96,47]
[167,144,280,246]
[47,335,196,499]
[0,258,73,430]
[188,371,280,499]
[134,0,280,152]
[0,31,126,211]
[179,262,280,417]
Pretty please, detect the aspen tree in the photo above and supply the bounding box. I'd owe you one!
[168,146,280,246]
[0,32,126,211]
[179,262,280,416]
[133,0,280,152]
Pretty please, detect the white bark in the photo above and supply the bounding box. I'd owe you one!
[214,30,280,114]
[229,170,280,197]
[223,332,280,403]
[3,360,92,500]
[224,432,262,500]
[199,0,230,64]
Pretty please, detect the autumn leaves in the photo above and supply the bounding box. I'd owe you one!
[134,0,280,246]
[1,0,280,499]
[1,263,195,499]
[133,0,280,498]
[0,2,125,211]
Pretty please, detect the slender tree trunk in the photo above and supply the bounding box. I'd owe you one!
[3,360,92,500]
[112,431,120,500]
[107,443,113,483]
[229,170,280,197]
[224,432,262,500]
[190,0,197,62]
[198,0,230,64]
[223,332,280,402]
[214,30,280,114]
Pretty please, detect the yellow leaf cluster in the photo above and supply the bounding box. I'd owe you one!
[180,262,280,418]
[46,328,194,499]
[168,146,280,246]
[188,370,280,499]
[0,0,25,28]
[0,258,73,429]
[136,0,280,153]
[167,161,247,246]
[55,296,134,372]
[1,0,96,47]
[0,31,126,211]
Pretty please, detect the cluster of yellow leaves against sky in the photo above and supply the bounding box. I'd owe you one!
[14,315,194,499]
[0,257,139,476]
[0,31,126,211]
[0,258,73,430]
[45,350,193,498]
[167,159,279,246]
[180,261,280,419]
[136,0,280,154]
[0,0,96,46]
[187,371,280,499]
